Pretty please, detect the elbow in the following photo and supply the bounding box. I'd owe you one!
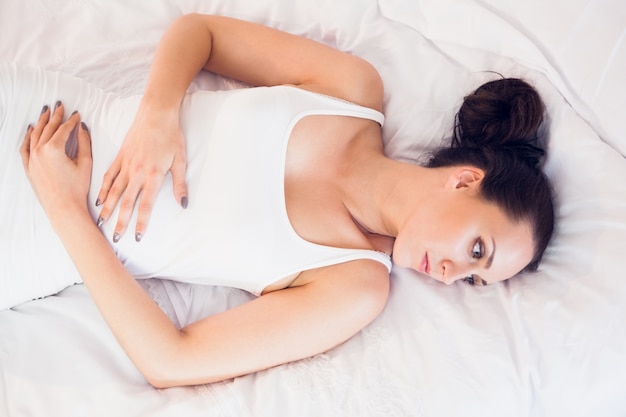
[133,342,188,389]
[141,352,200,389]
[141,360,180,389]
[144,364,223,389]
[138,335,220,389]
[146,375,172,390]
[146,375,189,390]
[143,365,189,389]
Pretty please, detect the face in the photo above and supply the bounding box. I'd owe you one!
[392,177,534,286]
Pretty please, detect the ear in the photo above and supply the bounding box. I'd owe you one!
[444,166,485,190]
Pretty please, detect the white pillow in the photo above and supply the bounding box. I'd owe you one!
[0,62,251,308]
[0,62,123,308]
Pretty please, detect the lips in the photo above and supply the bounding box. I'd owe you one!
[419,253,430,275]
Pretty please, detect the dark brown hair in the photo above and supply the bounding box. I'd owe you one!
[428,78,554,272]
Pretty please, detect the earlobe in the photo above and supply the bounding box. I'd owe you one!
[446,167,485,190]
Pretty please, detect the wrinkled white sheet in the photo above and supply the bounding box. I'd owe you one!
[0,0,624,416]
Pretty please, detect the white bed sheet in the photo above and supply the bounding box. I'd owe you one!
[1,1,625,416]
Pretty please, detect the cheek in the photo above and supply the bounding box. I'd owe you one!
[420,212,467,251]
[392,219,451,269]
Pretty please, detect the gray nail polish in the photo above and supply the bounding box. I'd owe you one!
[95,198,102,207]
[41,105,48,114]
[55,100,62,108]
[65,124,79,159]
[113,232,120,243]
[181,196,188,209]
[97,217,104,227]
[81,121,89,132]
[135,232,143,243]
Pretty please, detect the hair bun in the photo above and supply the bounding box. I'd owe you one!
[454,78,546,167]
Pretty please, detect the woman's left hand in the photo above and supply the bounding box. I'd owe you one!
[20,102,93,225]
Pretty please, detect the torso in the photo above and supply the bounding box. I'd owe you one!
[1,64,393,304]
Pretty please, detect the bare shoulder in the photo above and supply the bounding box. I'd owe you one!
[289,258,390,302]
[300,56,385,112]
[299,259,391,321]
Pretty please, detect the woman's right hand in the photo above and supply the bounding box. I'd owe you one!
[96,105,188,243]
[20,104,92,226]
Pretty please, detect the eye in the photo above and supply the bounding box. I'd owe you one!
[471,239,484,259]
[465,275,486,286]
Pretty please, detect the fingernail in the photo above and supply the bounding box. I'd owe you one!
[81,121,89,132]
[97,217,104,227]
[65,123,79,159]
[71,110,78,116]
[113,232,120,243]
[95,198,102,206]
[135,232,143,243]
[41,105,49,114]
[55,100,62,108]
[181,196,188,209]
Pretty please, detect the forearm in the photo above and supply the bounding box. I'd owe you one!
[140,15,214,113]
[24,104,183,385]
[51,209,182,382]
[140,13,381,113]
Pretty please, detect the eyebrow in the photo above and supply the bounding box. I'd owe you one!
[486,237,496,269]
[474,238,496,286]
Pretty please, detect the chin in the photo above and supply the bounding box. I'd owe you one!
[390,252,411,270]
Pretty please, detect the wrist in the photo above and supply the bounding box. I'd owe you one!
[48,203,94,234]
[138,94,182,117]
[136,97,181,126]
[139,88,184,115]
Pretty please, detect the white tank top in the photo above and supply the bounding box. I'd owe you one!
[0,62,391,307]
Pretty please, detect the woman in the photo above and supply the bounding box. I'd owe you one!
[20,14,553,387]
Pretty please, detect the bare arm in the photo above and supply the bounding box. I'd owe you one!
[145,14,383,111]
[22,104,389,388]
[97,14,383,241]
[63,215,389,387]
[59,208,389,387]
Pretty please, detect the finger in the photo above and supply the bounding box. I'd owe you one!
[77,121,92,159]
[97,170,127,229]
[133,173,164,242]
[170,156,188,209]
[113,178,144,242]
[77,121,92,168]
[64,120,80,160]
[41,101,65,144]
[62,111,84,160]
[30,105,51,150]
[97,158,121,207]
[48,112,81,153]
[20,125,34,171]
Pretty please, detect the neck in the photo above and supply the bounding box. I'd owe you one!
[341,152,444,238]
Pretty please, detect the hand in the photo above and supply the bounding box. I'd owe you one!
[20,102,93,224]
[95,106,188,243]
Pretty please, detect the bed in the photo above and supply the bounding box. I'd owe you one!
[1,0,625,416]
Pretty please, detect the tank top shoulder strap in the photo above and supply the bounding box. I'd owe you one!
[279,85,385,126]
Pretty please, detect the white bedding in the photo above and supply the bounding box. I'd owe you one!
[1,1,625,416]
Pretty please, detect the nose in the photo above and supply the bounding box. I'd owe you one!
[440,260,471,285]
